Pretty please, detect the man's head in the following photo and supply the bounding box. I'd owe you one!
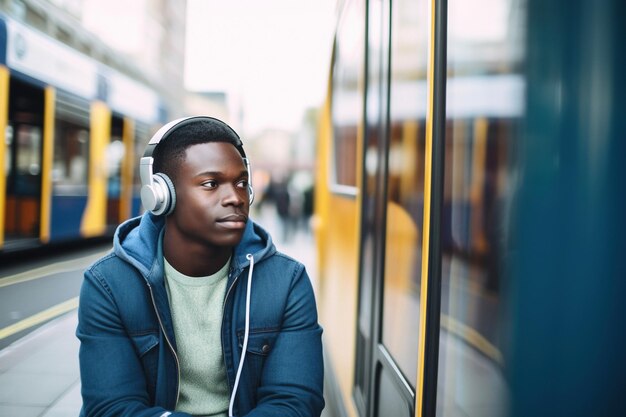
[140,116,252,251]
[140,116,253,217]
[152,117,244,183]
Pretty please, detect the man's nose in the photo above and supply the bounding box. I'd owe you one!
[222,184,245,206]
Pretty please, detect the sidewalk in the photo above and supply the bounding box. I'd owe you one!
[0,311,81,416]
[252,204,319,290]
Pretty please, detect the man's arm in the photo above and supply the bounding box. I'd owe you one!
[246,265,325,417]
[76,268,190,417]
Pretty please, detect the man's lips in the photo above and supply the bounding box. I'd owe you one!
[217,214,248,223]
[216,214,248,229]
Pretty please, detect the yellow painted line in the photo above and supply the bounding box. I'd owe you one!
[440,314,504,366]
[415,0,437,415]
[0,297,78,341]
[0,250,107,288]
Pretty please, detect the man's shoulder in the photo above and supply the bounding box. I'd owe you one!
[86,251,144,284]
[262,250,305,269]
[255,250,308,283]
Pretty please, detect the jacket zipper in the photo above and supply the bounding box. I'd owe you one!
[222,270,243,394]
[148,284,181,408]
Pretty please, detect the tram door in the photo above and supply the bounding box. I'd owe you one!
[4,78,44,247]
[356,0,431,416]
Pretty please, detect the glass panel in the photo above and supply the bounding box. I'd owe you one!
[106,135,124,197]
[332,0,368,406]
[5,78,44,241]
[377,365,412,417]
[4,125,11,176]
[106,117,125,225]
[133,124,150,188]
[381,0,429,389]
[15,124,42,192]
[330,1,365,190]
[52,118,89,195]
[5,123,42,239]
[436,0,527,416]
[15,125,41,176]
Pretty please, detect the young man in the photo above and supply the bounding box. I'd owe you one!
[76,116,324,417]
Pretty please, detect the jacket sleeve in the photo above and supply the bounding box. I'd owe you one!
[245,265,325,417]
[76,268,190,417]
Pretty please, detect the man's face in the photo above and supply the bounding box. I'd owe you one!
[169,141,250,249]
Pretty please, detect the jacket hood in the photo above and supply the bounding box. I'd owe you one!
[113,212,276,282]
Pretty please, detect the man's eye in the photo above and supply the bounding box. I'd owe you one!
[202,180,217,188]
[237,180,249,189]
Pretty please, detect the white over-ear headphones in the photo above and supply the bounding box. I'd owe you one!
[139,116,255,216]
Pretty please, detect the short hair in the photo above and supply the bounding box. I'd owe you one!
[152,118,244,181]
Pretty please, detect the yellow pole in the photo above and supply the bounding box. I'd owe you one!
[40,86,56,243]
[81,101,110,237]
[0,66,9,247]
[120,117,135,221]
[415,0,437,415]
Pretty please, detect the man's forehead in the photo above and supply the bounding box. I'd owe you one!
[184,141,241,155]
[182,142,246,169]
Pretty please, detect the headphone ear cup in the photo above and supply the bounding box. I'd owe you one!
[248,184,255,205]
[153,173,176,216]
[140,183,159,213]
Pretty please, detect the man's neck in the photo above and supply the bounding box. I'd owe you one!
[162,228,233,277]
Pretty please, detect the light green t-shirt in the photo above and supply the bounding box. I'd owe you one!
[164,256,230,417]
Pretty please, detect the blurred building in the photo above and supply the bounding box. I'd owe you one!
[293,107,317,171]
[184,91,230,124]
[0,0,188,118]
[250,128,294,176]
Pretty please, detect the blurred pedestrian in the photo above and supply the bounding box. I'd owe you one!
[265,176,294,242]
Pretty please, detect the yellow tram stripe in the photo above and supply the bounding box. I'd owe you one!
[416,0,437,415]
[40,86,56,243]
[0,250,107,287]
[0,66,9,247]
[0,297,78,341]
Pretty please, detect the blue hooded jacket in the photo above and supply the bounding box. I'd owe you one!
[76,213,324,416]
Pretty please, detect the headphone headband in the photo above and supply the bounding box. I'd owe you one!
[143,116,246,158]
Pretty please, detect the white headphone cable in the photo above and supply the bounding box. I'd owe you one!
[229,253,254,417]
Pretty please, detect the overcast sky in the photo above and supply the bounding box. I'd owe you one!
[184,0,336,136]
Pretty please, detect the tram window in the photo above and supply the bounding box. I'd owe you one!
[15,125,42,177]
[332,126,357,188]
[105,139,124,195]
[6,123,40,189]
[106,115,125,198]
[381,0,429,389]
[133,124,151,188]
[330,4,364,192]
[6,124,43,197]
[53,119,89,195]
[435,0,526,416]
[4,125,13,175]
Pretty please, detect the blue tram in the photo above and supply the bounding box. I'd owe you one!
[0,14,165,253]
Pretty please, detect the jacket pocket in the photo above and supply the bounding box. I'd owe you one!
[130,332,160,401]
[237,330,278,390]
[130,332,159,357]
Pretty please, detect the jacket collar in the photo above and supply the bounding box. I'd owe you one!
[113,212,276,286]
